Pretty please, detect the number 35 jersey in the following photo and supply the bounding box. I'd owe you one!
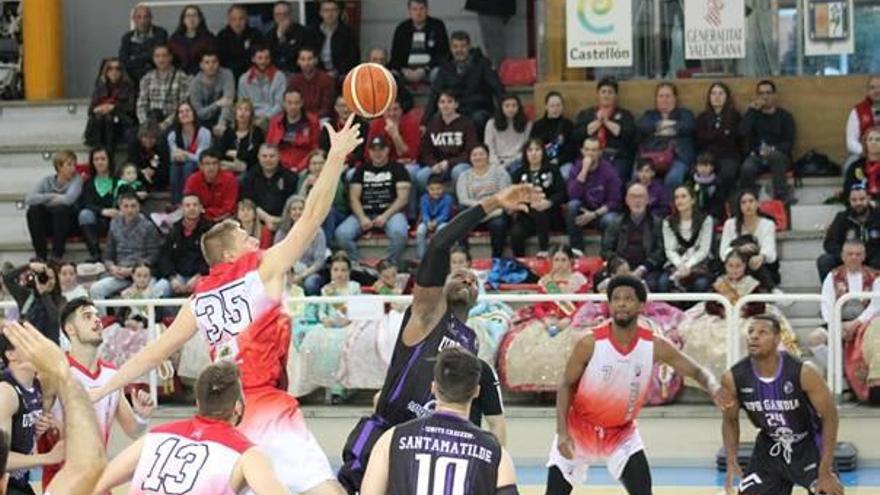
[130,416,253,495]
[192,251,292,391]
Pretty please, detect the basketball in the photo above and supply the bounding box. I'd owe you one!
[342,63,397,119]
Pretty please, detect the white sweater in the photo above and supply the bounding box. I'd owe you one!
[719,217,777,264]
[662,215,714,269]
[484,118,532,168]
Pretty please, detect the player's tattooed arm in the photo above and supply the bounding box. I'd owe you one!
[360,427,395,495]
[654,335,734,410]
[556,334,594,459]
[720,371,743,495]
[801,363,845,495]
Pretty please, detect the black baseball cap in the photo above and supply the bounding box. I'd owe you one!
[369,136,389,149]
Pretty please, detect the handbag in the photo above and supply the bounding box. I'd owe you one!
[639,137,675,176]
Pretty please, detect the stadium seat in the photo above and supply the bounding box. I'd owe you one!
[574,256,604,278]
[759,199,789,231]
[523,102,536,121]
[75,162,91,180]
[498,58,537,87]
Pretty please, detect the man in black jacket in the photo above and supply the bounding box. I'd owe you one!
[389,0,450,85]
[426,31,504,137]
[118,5,168,84]
[216,4,264,82]
[239,144,299,231]
[266,0,319,74]
[601,183,668,291]
[314,0,359,79]
[158,194,211,296]
[817,185,880,280]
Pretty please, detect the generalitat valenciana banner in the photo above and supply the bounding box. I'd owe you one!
[685,0,746,60]
[566,0,633,67]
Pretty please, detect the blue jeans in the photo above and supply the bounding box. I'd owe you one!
[303,273,325,296]
[322,206,347,250]
[564,199,619,250]
[169,159,198,204]
[334,212,410,266]
[405,163,421,219]
[415,221,447,259]
[415,162,471,194]
[663,158,689,192]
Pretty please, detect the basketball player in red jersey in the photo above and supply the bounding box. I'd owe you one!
[95,361,294,495]
[91,115,363,495]
[545,275,735,495]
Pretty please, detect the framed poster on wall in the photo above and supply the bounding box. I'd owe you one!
[804,0,854,55]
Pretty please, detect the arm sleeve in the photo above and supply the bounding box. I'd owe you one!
[605,169,623,212]
[675,109,696,137]
[820,273,834,324]
[686,216,714,269]
[846,109,863,156]
[636,112,657,137]
[823,213,844,255]
[25,178,50,206]
[477,361,504,416]
[437,195,453,223]
[58,175,83,206]
[758,219,777,264]
[268,73,286,118]
[419,194,430,224]
[600,221,620,260]
[136,76,149,123]
[420,128,438,166]
[857,278,880,324]
[662,219,683,268]
[485,120,500,166]
[416,204,489,287]
[2,265,30,306]
[456,172,476,207]
[219,70,236,123]
[719,219,735,261]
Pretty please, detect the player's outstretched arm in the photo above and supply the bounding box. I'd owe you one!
[237,448,294,495]
[93,304,199,401]
[260,114,362,282]
[405,184,540,345]
[720,371,742,495]
[93,436,145,493]
[801,363,845,495]
[360,427,394,495]
[556,334,594,460]
[496,448,519,494]
[654,335,734,410]
[4,322,106,495]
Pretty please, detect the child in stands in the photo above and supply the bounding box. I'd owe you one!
[115,163,148,201]
[687,152,726,222]
[415,174,453,259]
[634,158,669,218]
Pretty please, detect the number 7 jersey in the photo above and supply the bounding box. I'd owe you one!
[129,416,253,495]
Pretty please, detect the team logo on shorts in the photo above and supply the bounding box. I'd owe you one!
[739,473,763,491]
[784,381,794,394]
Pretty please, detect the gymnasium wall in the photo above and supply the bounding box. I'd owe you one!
[535,75,868,162]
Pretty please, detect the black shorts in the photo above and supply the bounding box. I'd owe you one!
[337,415,390,495]
[740,434,821,495]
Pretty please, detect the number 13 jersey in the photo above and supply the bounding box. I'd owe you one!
[130,416,253,495]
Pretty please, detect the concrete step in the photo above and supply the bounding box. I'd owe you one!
[779,259,820,289]
[790,203,844,231]
[777,231,823,260]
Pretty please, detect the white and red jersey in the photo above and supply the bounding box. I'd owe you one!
[67,356,120,444]
[192,251,292,391]
[130,416,253,495]
[569,322,654,430]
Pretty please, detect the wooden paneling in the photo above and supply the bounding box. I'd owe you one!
[534,75,868,161]
[544,0,586,82]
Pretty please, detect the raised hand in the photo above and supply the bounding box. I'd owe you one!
[323,113,363,159]
[495,184,545,213]
[3,321,69,386]
[131,389,155,419]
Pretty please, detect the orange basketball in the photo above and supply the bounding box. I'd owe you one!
[342,63,397,119]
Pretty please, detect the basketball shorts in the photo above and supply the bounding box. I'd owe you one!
[739,434,822,495]
[547,419,645,487]
[239,386,335,493]
[337,415,390,495]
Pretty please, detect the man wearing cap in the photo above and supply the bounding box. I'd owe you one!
[335,136,412,267]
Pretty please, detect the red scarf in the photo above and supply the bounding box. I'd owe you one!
[866,159,880,196]
[246,65,278,84]
[855,97,877,141]
[596,106,615,149]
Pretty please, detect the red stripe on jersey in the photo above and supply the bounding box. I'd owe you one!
[195,251,264,292]
[67,355,116,380]
[151,416,253,453]
[592,322,653,356]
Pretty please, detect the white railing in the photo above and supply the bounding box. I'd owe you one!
[831,292,880,397]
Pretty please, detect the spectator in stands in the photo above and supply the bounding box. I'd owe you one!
[84,57,136,150]
[565,136,622,252]
[661,185,714,292]
[418,91,478,191]
[136,44,190,132]
[634,158,670,218]
[695,82,742,198]
[719,189,780,290]
[119,5,168,83]
[320,96,366,167]
[239,144,299,232]
[572,77,637,182]
[25,150,82,261]
[168,5,216,75]
[367,47,415,112]
[218,98,266,174]
[90,192,167,300]
[299,149,347,246]
[158,193,210,296]
[845,76,880,171]
[687,152,726,222]
[601,182,667,291]
[287,46,336,118]
[738,79,797,204]
[238,44,286,126]
[428,31,504,135]
[116,163,147,200]
[820,239,880,341]
[636,82,696,191]
[167,101,212,204]
[416,174,453,259]
[266,88,321,172]
[456,143,511,258]
[510,138,565,257]
[389,0,450,84]
[314,0,358,79]
[2,261,64,342]
[236,199,273,248]
[266,0,318,74]
[336,136,411,266]
[531,91,575,172]
[183,149,239,222]
[485,94,532,173]
[58,261,88,301]
[844,126,880,199]
[365,96,421,171]
[78,148,117,262]
[818,185,880,281]
[127,122,170,191]
[275,195,327,295]
[216,4,264,82]
[188,51,235,137]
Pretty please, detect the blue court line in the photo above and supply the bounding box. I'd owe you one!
[515,466,880,487]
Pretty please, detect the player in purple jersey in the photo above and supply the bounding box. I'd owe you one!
[721,314,844,495]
